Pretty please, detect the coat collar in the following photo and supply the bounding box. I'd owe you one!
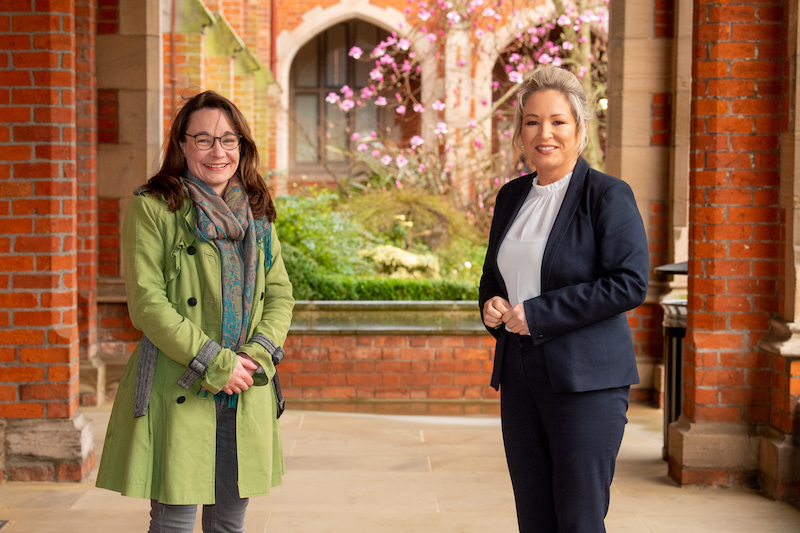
[174,197,196,250]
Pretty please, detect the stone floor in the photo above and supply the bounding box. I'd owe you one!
[0,402,799,532]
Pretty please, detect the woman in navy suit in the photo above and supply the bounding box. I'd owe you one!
[479,67,649,532]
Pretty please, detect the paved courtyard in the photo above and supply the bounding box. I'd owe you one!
[0,402,799,532]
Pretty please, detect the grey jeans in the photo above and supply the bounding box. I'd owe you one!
[148,402,249,533]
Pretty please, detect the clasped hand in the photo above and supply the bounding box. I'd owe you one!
[220,353,259,395]
[482,296,530,336]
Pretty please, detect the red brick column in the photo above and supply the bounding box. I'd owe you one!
[669,0,783,487]
[76,0,98,363]
[0,3,93,482]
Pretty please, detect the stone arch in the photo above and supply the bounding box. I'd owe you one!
[274,1,434,191]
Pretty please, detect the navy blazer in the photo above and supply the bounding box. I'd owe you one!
[479,158,649,393]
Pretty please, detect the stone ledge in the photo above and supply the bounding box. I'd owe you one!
[98,277,485,335]
[5,414,95,482]
[668,415,759,471]
[291,300,484,335]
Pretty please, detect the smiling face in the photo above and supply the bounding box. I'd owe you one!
[180,107,240,195]
[520,89,584,185]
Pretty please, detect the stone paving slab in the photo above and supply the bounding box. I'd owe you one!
[0,404,798,532]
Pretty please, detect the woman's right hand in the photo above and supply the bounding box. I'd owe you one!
[220,355,259,395]
[483,296,511,328]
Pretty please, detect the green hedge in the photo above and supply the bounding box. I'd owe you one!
[282,243,477,301]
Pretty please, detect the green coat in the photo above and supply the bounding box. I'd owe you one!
[96,193,294,505]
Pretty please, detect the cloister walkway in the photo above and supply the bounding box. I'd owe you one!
[0,403,799,532]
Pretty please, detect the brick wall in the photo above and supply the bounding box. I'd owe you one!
[75,0,97,361]
[96,88,118,144]
[655,0,675,38]
[651,93,672,146]
[0,3,84,430]
[282,334,499,401]
[96,0,119,35]
[678,0,785,485]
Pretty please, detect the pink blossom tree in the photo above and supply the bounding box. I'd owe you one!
[324,0,609,227]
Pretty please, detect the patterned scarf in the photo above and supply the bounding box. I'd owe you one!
[183,171,270,406]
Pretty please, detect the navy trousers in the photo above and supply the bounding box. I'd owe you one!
[500,335,629,533]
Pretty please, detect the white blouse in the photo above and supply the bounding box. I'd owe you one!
[497,173,573,307]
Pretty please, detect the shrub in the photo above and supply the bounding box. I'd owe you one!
[275,190,486,301]
[275,191,373,276]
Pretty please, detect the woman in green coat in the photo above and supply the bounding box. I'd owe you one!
[96,90,294,533]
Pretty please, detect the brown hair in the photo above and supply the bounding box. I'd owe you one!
[141,90,276,222]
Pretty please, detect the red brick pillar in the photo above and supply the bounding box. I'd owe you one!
[668,0,783,487]
[0,3,94,482]
[75,0,100,405]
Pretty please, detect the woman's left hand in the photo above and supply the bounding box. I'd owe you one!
[220,355,259,395]
[502,303,530,336]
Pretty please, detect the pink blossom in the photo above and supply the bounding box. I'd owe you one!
[537,54,553,65]
[457,58,466,67]
[395,92,403,102]
[325,92,340,104]
[413,103,425,113]
[360,87,373,99]
[432,100,446,111]
[396,105,407,115]
[396,155,409,167]
[380,55,393,65]
[481,99,488,106]
[494,178,500,186]
[474,139,484,148]
[380,155,393,165]
[446,11,462,24]
[427,32,437,43]
[372,46,386,58]
[357,143,369,152]
[435,122,448,135]
[508,71,523,84]
[468,119,477,128]
[398,38,411,50]
[509,53,522,63]
[557,14,571,26]
[418,164,427,172]
[402,59,412,72]
[482,7,495,17]
[371,150,381,158]
[579,35,588,44]
[369,69,383,82]
[552,57,562,67]
[492,81,499,89]
[370,130,377,138]
[375,96,388,106]
[475,29,485,39]
[419,8,431,21]
[340,99,355,111]
[341,85,354,99]
[563,41,574,50]
[410,135,425,148]
[349,46,363,59]
[351,132,361,141]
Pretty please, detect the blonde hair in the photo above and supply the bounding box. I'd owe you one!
[512,67,593,157]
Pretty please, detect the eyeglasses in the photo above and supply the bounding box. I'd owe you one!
[184,133,242,151]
